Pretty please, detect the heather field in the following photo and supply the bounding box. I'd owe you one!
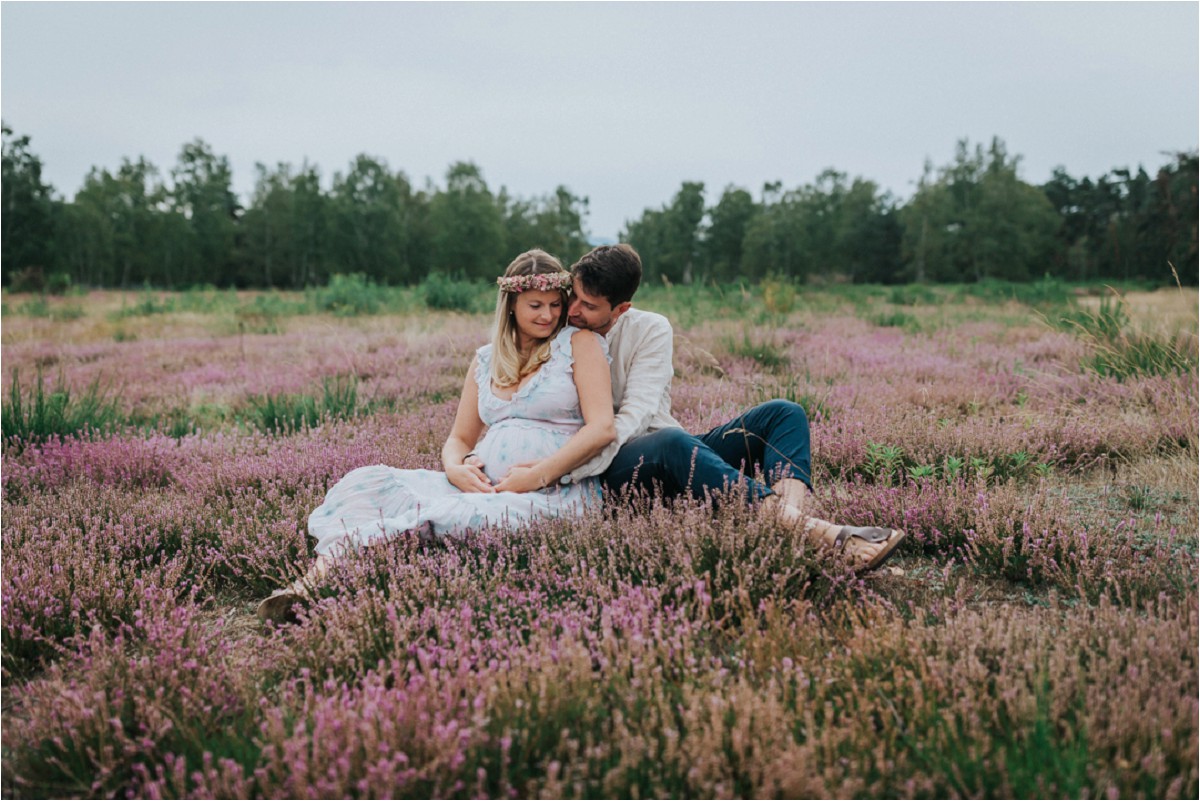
[1,282,1197,799]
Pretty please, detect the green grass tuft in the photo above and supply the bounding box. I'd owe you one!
[247,375,359,434]
[724,329,791,371]
[1059,293,1196,380]
[872,309,921,330]
[112,287,175,318]
[2,368,123,448]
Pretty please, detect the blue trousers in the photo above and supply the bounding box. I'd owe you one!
[600,399,812,504]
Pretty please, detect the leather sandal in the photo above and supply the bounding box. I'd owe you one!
[832,526,907,574]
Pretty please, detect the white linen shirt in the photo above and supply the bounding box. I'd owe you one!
[566,307,682,483]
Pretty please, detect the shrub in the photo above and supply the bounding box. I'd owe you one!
[176,284,239,314]
[50,303,85,321]
[14,297,83,320]
[9,266,50,293]
[863,442,906,486]
[1057,294,1128,339]
[311,273,381,316]
[45,271,73,295]
[1084,333,1196,380]
[888,284,940,306]
[421,272,484,312]
[15,297,49,317]
[112,289,175,318]
[965,276,1073,308]
[761,276,797,315]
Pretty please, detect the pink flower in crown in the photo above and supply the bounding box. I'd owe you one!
[496,272,573,293]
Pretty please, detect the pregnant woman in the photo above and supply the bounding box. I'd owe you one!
[258,249,614,622]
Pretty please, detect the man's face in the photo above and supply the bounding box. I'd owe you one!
[568,278,629,335]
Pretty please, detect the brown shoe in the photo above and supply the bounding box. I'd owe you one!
[832,527,907,574]
[256,587,305,625]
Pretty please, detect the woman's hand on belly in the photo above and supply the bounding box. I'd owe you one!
[492,461,548,493]
[474,422,568,487]
[446,462,496,493]
[462,452,506,487]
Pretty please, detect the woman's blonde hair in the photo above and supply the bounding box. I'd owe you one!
[490,249,571,388]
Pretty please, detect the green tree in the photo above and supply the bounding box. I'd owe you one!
[2,123,57,286]
[328,155,416,284]
[499,189,538,266]
[974,142,1062,281]
[1040,154,1197,283]
[54,197,110,287]
[170,139,240,286]
[1152,151,1198,282]
[290,162,332,287]
[837,179,903,284]
[67,158,167,287]
[625,181,705,283]
[668,181,706,284]
[429,162,505,279]
[402,182,435,283]
[540,185,590,264]
[899,139,1060,282]
[741,171,899,283]
[704,185,757,281]
[500,185,590,266]
[241,162,296,287]
[622,207,669,281]
[1043,167,1093,280]
[241,160,337,287]
[741,181,810,281]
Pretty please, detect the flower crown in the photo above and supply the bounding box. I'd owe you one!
[496,271,573,293]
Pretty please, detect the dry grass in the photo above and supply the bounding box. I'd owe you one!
[1077,287,1199,335]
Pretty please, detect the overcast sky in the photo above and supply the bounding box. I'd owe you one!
[3,2,1197,241]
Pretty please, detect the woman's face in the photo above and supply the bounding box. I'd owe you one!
[511,289,565,346]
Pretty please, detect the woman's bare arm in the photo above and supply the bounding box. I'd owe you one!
[493,330,615,493]
[441,355,494,493]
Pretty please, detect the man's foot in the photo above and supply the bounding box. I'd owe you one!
[256,583,309,625]
[412,521,436,546]
[763,495,906,574]
[257,554,337,625]
[828,526,907,574]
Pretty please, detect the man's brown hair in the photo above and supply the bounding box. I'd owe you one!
[570,244,642,307]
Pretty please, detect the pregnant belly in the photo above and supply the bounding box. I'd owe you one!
[474,420,575,483]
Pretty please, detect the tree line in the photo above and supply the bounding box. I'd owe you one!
[3,123,1195,290]
[627,139,1197,286]
[2,127,590,291]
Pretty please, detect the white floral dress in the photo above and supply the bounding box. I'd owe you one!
[308,326,606,556]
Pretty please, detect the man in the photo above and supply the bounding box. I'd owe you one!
[479,244,905,573]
